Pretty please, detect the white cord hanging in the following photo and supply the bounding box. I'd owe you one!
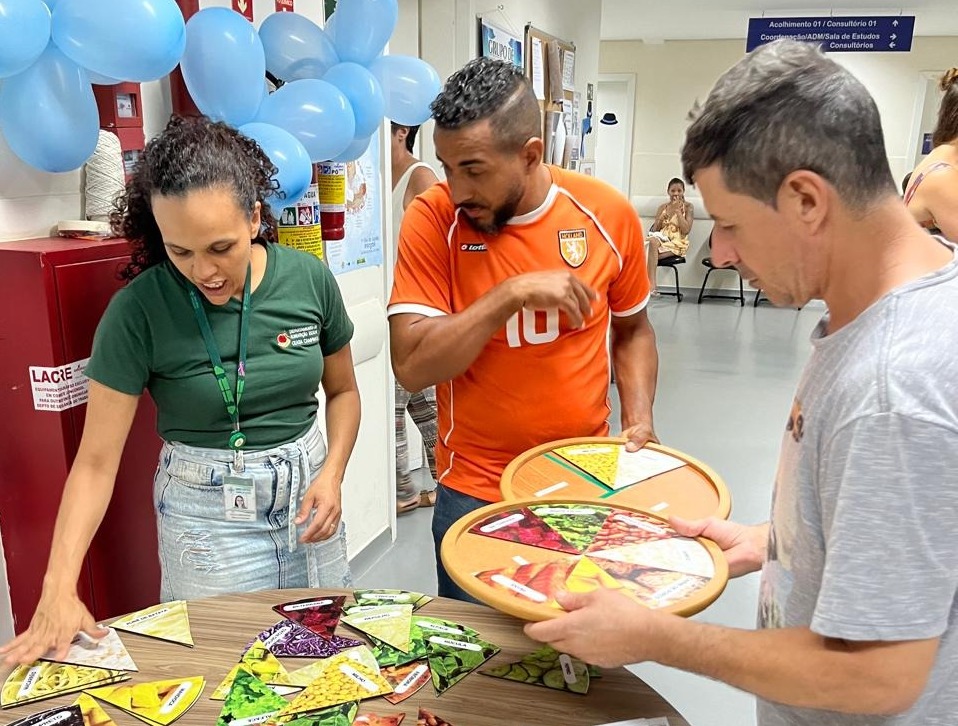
[83,130,126,222]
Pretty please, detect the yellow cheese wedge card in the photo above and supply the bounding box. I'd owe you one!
[1,662,129,708]
[110,602,193,648]
[87,676,204,725]
[279,654,392,716]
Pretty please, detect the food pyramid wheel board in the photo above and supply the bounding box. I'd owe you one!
[441,498,728,621]
[109,601,193,647]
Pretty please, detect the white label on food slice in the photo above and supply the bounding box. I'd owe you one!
[512,555,530,566]
[263,624,295,648]
[415,621,463,635]
[340,664,379,692]
[128,607,170,625]
[535,507,596,516]
[651,576,699,604]
[480,512,525,533]
[351,610,402,624]
[534,481,570,497]
[649,501,669,512]
[233,712,280,726]
[360,593,410,602]
[268,685,301,696]
[160,681,192,713]
[614,514,668,535]
[282,599,332,611]
[489,574,548,602]
[428,637,481,652]
[396,664,429,693]
[559,654,578,684]
[18,666,42,697]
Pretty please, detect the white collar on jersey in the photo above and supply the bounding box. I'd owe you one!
[507,184,559,226]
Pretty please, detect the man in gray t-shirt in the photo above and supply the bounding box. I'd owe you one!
[526,39,958,725]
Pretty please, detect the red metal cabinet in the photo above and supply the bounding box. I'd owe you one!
[0,238,162,630]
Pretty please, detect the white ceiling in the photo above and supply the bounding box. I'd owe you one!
[600,1,958,41]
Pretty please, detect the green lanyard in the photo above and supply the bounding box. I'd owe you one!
[188,266,251,450]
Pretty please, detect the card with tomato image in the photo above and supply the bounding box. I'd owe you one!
[272,596,346,639]
[381,661,430,704]
[468,509,578,554]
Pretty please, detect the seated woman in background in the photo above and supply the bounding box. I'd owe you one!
[904,68,958,240]
[647,177,694,296]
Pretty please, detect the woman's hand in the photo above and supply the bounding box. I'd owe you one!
[295,470,343,543]
[0,589,108,666]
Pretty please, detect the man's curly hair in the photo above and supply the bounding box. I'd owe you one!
[429,57,541,151]
[113,116,280,280]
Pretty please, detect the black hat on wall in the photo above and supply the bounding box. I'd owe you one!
[599,112,619,125]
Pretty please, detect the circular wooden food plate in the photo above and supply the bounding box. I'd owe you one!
[500,437,732,520]
[441,498,729,622]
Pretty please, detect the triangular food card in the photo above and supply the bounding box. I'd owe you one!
[215,669,287,726]
[424,633,499,695]
[353,714,405,726]
[87,677,204,726]
[381,662,430,705]
[341,605,413,653]
[272,596,345,639]
[42,629,137,672]
[416,709,453,726]
[481,645,589,694]
[280,655,391,716]
[254,620,350,659]
[2,663,129,708]
[353,590,432,611]
[110,601,193,647]
[282,701,359,726]
[9,705,84,726]
[211,640,293,700]
[74,693,120,726]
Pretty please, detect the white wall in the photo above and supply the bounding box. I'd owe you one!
[601,36,958,291]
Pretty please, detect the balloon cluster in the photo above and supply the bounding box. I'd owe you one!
[0,0,184,173]
[174,0,441,212]
[0,0,442,213]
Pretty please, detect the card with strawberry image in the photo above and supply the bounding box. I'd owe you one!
[584,509,677,554]
[468,508,578,554]
[273,596,346,639]
[381,661,430,704]
[474,557,578,607]
[253,620,361,659]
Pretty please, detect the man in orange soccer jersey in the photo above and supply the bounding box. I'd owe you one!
[388,58,659,601]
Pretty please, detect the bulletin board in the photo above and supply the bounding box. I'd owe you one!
[524,24,578,169]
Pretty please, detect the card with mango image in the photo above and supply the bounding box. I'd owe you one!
[74,693,119,726]
[86,676,204,725]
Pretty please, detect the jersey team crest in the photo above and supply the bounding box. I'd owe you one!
[558,229,588,268]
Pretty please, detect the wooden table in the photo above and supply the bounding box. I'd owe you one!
[0,589,690,725]
[501,438,732,520]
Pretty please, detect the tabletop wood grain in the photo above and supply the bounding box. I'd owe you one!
[1,589,690,726]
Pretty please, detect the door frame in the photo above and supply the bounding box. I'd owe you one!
[596,73,636,195]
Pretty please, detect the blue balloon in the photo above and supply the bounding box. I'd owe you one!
[333,0,397,66]
[87,69,122,85]
[0,44,98,172]
[181,8,265,126]
[256,79,355,162]
[323,11,336,42]
[259,11,337,83]
[323,63,384,139]
[367,55,441,126]
[51,0,184,82]
[0,0,51,78]
[239,122,313,215]
[330,133,372,163]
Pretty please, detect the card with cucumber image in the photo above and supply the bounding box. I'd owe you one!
[423,634,500,695]
[215,669,287,726]
[481,645,590,694]
[278,654,392,716]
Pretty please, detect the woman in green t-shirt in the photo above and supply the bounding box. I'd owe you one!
[1,117,361,666]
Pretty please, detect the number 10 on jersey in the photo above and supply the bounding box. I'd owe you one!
[506,308,560,348]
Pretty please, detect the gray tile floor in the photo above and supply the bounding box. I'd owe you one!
[355,296,824,726]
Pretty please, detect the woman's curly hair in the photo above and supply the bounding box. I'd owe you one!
[112,116,281,280]
[932,68,958,147]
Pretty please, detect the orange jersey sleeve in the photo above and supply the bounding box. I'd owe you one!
[389,184,456,317]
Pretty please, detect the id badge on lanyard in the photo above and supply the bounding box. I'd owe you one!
[189,265,258,522]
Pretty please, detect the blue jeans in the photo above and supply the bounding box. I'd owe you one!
[153,419,352,601]
[431,484,491,604]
